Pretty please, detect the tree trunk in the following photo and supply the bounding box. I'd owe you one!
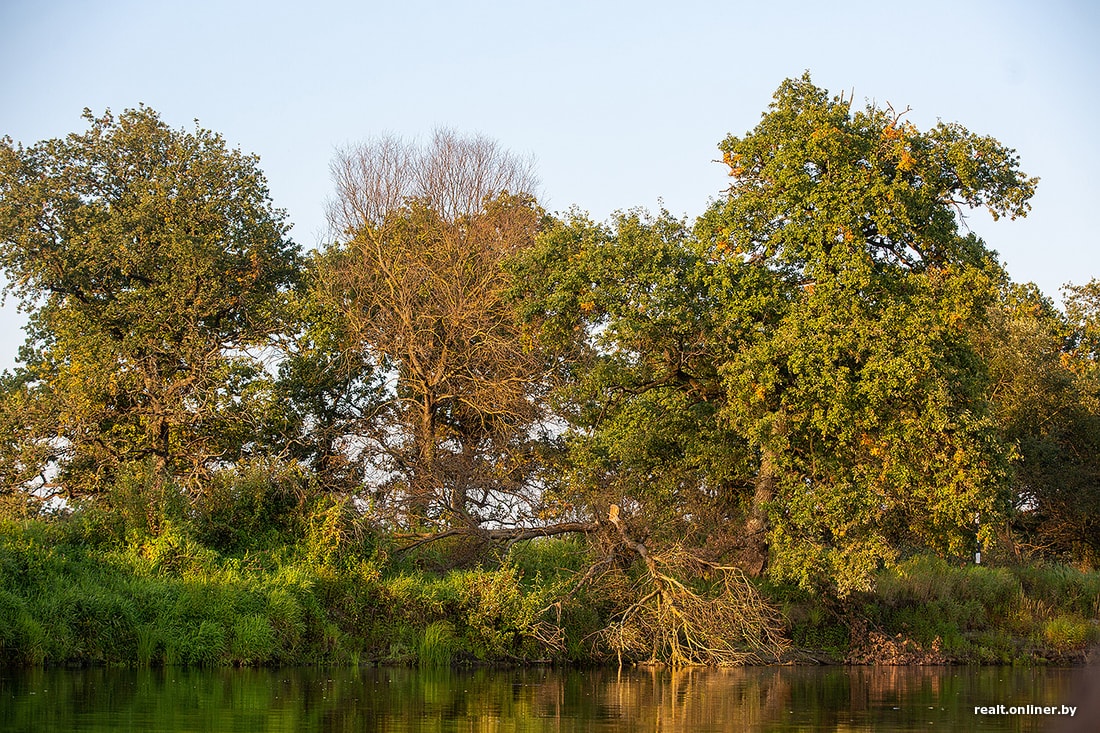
[742,446,776,576]
[407,397,437,524]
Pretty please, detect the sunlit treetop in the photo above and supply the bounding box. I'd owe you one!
[710,73,1038,275]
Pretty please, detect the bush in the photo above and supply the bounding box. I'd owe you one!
[191,461,309,554]
[76,460,190,542]
[232,615,276,664]
[1014,564,1100,618]
[179,620,228,665]
[1043,616,1096,652]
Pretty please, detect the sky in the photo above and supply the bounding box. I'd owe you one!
[1,0,1098,371]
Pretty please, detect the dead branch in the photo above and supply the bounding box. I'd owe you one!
[601,504,789,666]
[393,520,599,555]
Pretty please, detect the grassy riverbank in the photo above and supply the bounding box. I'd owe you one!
[1,499,1098,668]
[0,493,600,668]
[779,555,1100,665]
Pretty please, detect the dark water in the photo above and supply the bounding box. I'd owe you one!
[1,664,1096,732]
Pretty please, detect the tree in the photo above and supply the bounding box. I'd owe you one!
[514,208,750,550]
[272,256,388,494]
[321,130,553,536]
[0,107,298,500]
[1063,279,1100,408]
[513,209,789,664]
[702,75,1037,594]
[0,368,58,515]
[521,76,1039,600]
[982,281,1100,566]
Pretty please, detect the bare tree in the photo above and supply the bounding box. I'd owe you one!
[321,129,551,536]
[328,129,539,234]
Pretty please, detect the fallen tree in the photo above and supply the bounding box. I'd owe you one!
[393,505,789,666]
[598,505,789,666]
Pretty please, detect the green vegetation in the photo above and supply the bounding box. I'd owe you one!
[0,500,1096,667]
[1,76,1098,668]
[0,473,585,667]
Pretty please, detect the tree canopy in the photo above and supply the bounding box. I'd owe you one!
[1,78,1094,631]
[309,130,551,535]
[699,75,1036,594]
[0,106,298,499]
[516,75,1041,596]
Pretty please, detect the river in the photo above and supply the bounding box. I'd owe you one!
[2,664,1096,732]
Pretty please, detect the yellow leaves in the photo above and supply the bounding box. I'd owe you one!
[810,125,839,143]
[723,151,744,177]
[859,433,887,459]
[579,299,595,314]
[881,120,918,173]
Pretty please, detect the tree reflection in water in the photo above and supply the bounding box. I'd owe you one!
[1,664,1086,732]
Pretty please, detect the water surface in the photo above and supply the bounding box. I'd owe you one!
[2,664,1095,732]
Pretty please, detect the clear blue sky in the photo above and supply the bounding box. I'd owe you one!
[2,0,1098,370]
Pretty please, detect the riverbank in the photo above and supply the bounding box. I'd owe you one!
[1,513,1097,668]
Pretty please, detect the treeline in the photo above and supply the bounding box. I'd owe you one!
[0,76,1098,666]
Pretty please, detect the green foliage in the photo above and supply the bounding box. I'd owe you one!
[273,257,386,493]
[1012,563,1100,619]
[302,495,374,568]
[190,461,310,554]
[375,561,565,662]
[875,555,1020,614]
[0,511,343,667]
[0,106,299,497]
[418,621,456,667]
[1042,616,1097,652]
[135,524,220,576]
[2,79,1096,669]
[0,370,55,516]
[454,565,542,659]
[516,76,1036,597]
[178,620,228,666]
[972,282,1100,568]
[135,625,158,667]
[703,75,1034,594]
[73,460,190,541]
[514,209,752,549]
[505,536,590,582]
[859,555,1100,662]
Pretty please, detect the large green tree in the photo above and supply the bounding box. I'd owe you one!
[703,75,1037,594]
[515,209,749,549]
[0,107,298,499]
[520,76,1038,598]
[514,210,790,664]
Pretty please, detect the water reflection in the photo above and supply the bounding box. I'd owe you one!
[0,664,1090,732]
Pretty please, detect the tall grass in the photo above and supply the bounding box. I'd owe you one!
[418,621,456,667]
[0,504,576,667]
[867,555,1100,661]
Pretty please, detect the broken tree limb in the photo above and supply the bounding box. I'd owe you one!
[393,520,599,555]
[599,503,789,666]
